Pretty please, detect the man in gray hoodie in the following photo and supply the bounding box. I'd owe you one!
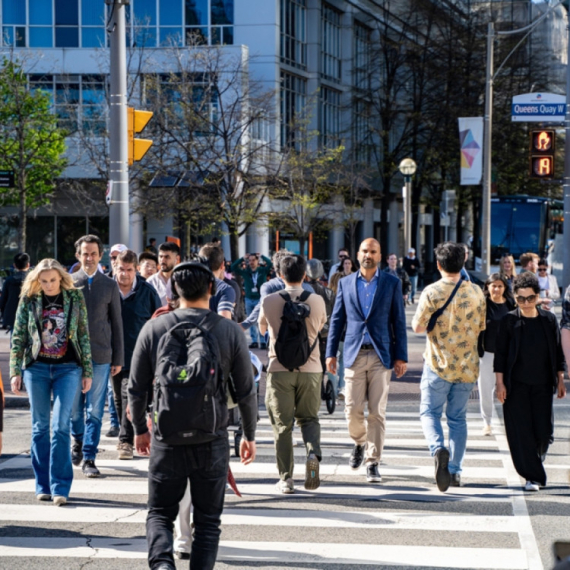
[71,234,124,478]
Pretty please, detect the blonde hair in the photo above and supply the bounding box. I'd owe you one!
[21,259,77,298]
[329,272,343,296]
[499,254,517,278]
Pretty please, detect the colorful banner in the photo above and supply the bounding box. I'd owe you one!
[458,117,483,185]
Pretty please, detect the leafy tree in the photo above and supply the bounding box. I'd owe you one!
[0,58,67,251]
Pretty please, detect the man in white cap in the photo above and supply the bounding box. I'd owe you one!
[403,247,421,304]
[108,243,128,277]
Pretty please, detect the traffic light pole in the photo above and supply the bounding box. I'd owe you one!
[106,0,130,247]
[563,18,570,289]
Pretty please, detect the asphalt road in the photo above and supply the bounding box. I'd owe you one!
[0,303,569,569]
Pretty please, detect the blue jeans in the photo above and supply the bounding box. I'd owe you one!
[409,275,418,301]
[107,375,119,429]
[71,362,111,460]
[419,365,474,475]
[245,297,260,345]
[23,361,82,498]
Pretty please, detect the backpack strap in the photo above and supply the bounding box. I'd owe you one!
[298,290,311,302]
[279,291,292,302]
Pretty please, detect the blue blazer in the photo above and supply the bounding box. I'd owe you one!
[326,270,408,369]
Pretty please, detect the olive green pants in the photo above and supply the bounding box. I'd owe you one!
[265,371,322,481]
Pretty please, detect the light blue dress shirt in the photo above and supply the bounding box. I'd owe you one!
[357,268,379,346]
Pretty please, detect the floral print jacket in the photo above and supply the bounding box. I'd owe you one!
[10,288,93,378]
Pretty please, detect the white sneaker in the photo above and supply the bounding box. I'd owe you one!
[338,390,345,401]
[276,478,295,494]
[53,495,67,506]
[524,481,539,492]
[482,425,492,436]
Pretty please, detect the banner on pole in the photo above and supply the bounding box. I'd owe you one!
[458,117,483,185]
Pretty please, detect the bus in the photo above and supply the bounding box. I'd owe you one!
[490,195,563,267]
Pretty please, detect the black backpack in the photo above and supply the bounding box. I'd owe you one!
[152,312,227,445]
[274,291,317,371]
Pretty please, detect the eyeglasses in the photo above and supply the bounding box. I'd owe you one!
[110,255,118,260]
[516,294,537,304]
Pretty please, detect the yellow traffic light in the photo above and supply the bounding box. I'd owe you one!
[127,107,153,165]
[529,130,554,179]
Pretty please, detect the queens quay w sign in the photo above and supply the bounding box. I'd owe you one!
[512,93,566,122]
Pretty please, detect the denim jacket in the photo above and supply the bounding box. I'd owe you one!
[10,288,93,378]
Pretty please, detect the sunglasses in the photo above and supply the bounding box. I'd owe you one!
[516,294,537,304]
[538,268,547,272]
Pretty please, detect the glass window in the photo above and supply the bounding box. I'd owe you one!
[82,27,105,47]
[160,0,182,25]
[55,0,79,25]
[185,0,208,26]
[30,0,53,25]
[354,23,371,91]
[2,0,25,25]
[186,26,208,44]
[82,0,104,25]
[280,0,306,69]
[2,26,13,45]
[56,26,79,47]
[29,26,53,47]
[222,26,232,45]
[134,0,157,25]
[319,87,341,148]
[27,216,56,264]
[211,0,232,25]
[15,26,25,46]
[159,27,182,46]
[29,74,54,100]
[280,71,306,148]
[321,4,341,80]
[134,26,157,47]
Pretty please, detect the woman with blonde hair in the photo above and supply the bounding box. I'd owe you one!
[10,259,92,506]
[499,254,517,291]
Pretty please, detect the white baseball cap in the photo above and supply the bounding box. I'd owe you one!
[110,243,128,254]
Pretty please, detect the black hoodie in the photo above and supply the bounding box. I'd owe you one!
[0,270,28,329]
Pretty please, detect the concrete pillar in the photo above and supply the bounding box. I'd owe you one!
[328,195,345,259]
[388,199,400,257]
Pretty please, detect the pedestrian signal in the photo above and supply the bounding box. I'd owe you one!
[127,107,153,166]
[529,130,554,179]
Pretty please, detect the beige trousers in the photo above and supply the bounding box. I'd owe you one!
[344,349,392,464]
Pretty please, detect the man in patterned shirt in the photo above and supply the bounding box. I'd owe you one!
[412,242,485,492]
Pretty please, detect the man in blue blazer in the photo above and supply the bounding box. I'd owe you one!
[326,238,408,483]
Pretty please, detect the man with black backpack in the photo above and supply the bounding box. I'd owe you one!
[128,261,257,570]
[258,255,327,494]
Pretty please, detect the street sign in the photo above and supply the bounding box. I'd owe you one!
[511,93,565,122]
[0,170,15,188]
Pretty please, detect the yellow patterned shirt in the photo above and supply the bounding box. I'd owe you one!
[412,279,486,383]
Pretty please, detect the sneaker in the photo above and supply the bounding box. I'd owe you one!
[349,444,365,470]
[337,390,345,401]
[117,442,134,460]
[36,493,51,501]
[71,440,83,466]
[482,425,492,436]
[366,463,382,483]
[434,447,451,492]
[304,453,320,490]
[105,426,120,438]
[276,478,295,494]
[524,480,540,492]
[174,551,191,560]
[260,343,267,349]
[249,342,259,349]
[82,459,101,478]
[450,473,461,487]
[53,495,67,507]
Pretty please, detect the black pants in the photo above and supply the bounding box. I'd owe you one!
[112,370,134,445]
[503,381,553,486]
[146,435,229,570]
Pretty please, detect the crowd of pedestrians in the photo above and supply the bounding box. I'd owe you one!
[1,235,568,569]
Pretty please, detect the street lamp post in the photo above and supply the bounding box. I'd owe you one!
[399,158,417,256]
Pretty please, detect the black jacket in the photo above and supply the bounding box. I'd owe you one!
[0,270,28,329]
[477,297,516,357]
[119,278,162,371]
[494,307,564,393]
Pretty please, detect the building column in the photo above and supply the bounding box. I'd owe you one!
[328,195,345,259]
[388,199,400,257]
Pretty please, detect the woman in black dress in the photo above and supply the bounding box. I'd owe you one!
[495,273,566,492]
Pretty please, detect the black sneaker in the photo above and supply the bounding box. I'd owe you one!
[260,343,267,349]
[174,551,190,560]
[366,463,382,483]
[349,444,365,470]
[450,473,461,487]
[249,342,259,349]
[105,426,120,438]
[434,447,451,492]
[82,459,101,478]
[71,440,83,467]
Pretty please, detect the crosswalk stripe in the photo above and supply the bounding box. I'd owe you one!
[0,537,529,568]
[0,504,522,532]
